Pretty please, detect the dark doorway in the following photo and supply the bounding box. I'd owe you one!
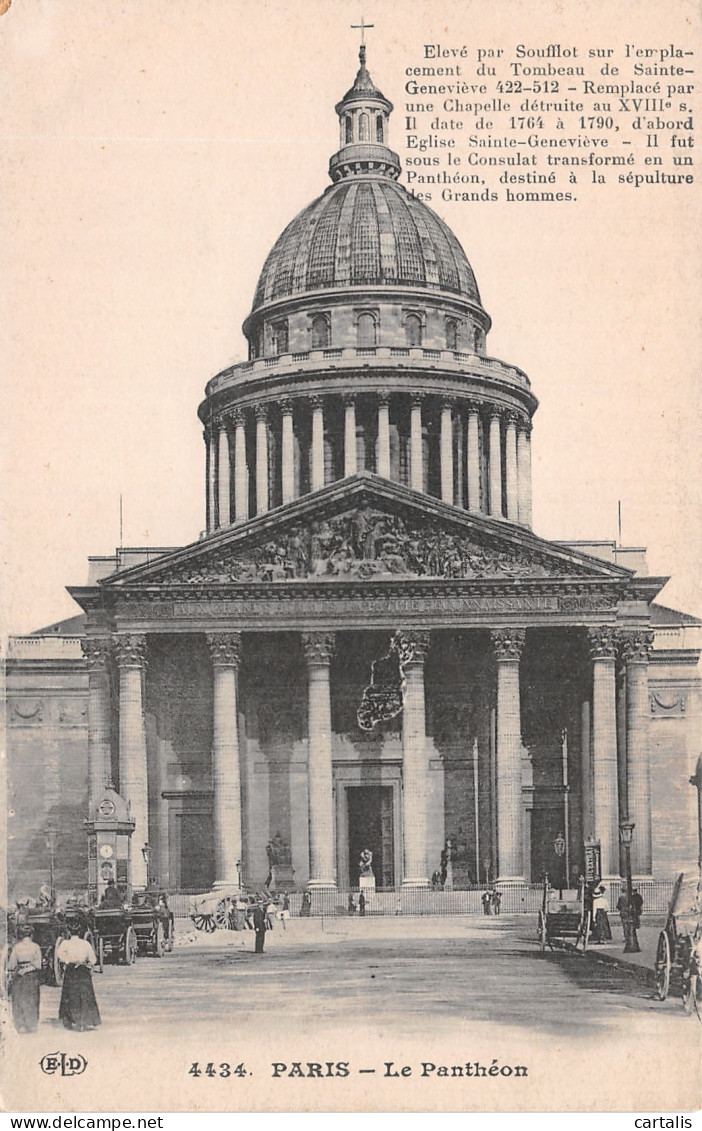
[347,787,394,887]
[177,812,214,890]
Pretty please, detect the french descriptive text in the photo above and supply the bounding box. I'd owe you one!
[402,40,696,202]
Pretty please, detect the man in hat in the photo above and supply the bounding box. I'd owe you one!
[252,900,267,954]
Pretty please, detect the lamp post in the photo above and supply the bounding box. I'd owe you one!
[690,753,702,872]
[618,818,640,953]
[236,860,242,890]
[141,842,151,888]
[554,833,566,898]
[45,824,59,903]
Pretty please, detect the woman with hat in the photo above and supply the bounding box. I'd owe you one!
[55,926,101,1031]
[7,924,42,1033]
[591,883,612,943]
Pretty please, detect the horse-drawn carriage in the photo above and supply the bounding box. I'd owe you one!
[91,906,138,970]
[654,871,702,1018]
[537,878,590,953]
[5,905,69,987]
[190,888,261,932]
[131,891,174,957]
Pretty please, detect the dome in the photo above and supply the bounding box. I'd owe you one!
[251,178,482,312]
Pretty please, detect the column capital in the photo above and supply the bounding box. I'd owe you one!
[81,637,111,670]
[465,398,480,415]
[490,628,526,662]
[207,631,242,667]
[280,397,294,416]
[254,403,268,422]
[439,397,454,413]
[302,631,336,665]
[342,391,356,408]
[587,625,617,660]
[113,633,147,668]
[505,410,519,427]
[410,392,424,409]
[392,629,430,666]
[309,393,325,412]
[376,391,390,408]
[617,628,654,664]
[231,406,245,428]
[518,415,533,435]
[488,405,503,420]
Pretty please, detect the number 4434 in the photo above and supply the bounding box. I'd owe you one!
[189,1062,248,1078]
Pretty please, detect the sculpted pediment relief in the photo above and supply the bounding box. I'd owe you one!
[145,503,604,585]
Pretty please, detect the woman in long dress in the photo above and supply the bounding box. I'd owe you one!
[7,925,42,1033]
[56,929,101,1031]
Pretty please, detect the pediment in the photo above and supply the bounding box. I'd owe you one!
[102,474,632,588]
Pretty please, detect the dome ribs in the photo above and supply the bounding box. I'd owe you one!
[307,188,345,290]
[334,182,359,287]
[351,182,381,285]
[384,182,426,288]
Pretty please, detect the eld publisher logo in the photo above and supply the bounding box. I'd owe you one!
[39,1053,88,1077]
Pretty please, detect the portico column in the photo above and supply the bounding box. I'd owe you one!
[343,393,357,477]
[488,409,503,518]
[410,394,423,492]
[620,629,654,875]
[517,419,533,527]
[206,426,216,533]
[255,404,269,514]
[310,395,325,492]
[440,399,454,504]
[588,627,620,877]
[302,632,337,889]
[505,412,519,523]
[207,632,243,889]
[232,408,248,524]
[466,401,481,513]
[394,630,431,888]
[115,633,149,890]
[281,400,295,505]
[491,629,526,882]
[81,638,112,812]
[377,393,391,479]
[218,417,231,527]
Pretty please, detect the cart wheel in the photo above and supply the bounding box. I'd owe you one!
[582,912,591,954]
[53,944,66,988]
[654,931,671,1001]
[0,945,10,999]
[538,911,547,953]
[123,926,137,965]
[191,915,208,932]
[154,922,165,958]
[213,900,230,930]
[96,937,104,974]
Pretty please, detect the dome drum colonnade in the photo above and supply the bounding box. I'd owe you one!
[203,386,533,532]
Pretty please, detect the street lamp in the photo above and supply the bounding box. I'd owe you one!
[618,818,640,953]
[141,842,151,887]
[45,824,58,902]
[554,833,566,898]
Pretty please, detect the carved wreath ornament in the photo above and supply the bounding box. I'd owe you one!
[166,506,576,585]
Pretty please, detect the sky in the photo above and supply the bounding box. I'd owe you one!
[1,0,700,635]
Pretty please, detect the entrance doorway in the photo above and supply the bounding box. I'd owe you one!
[346,786,394,888]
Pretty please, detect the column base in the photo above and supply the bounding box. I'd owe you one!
[496,876,526,886]
[212,880,242,892]
[401,877,430,889]
[307,880,337,891]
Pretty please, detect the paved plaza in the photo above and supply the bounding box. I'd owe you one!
[4,916,700,1112]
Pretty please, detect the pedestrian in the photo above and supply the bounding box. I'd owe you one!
[300,891,312,917]
[358,890,366,916]
[347,894,356,916]
[591,883,612,943]
[265,900,276,931]
[481,889,492,916]
[253,901,267,953]
[631,887,644,929]
[56,928,101,1032]
[491,888,502,915]
[7,925,42,1034]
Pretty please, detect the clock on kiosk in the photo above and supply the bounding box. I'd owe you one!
[85,787,135,904]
